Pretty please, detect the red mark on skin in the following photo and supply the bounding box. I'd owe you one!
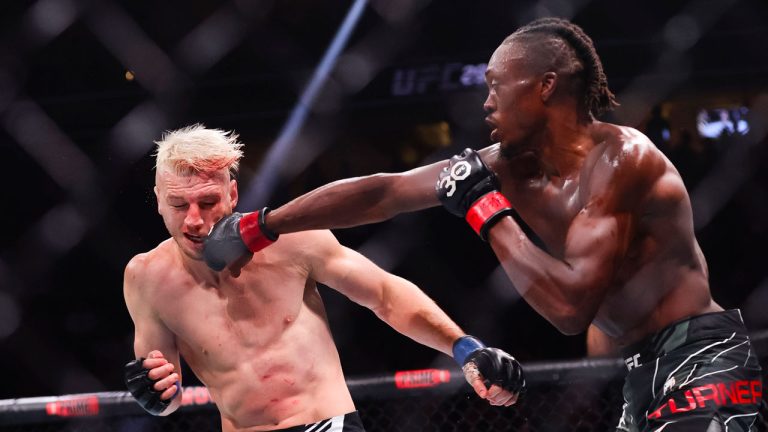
[262,374,271,380]
[270,399,279,403]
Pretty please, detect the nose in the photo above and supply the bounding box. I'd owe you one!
[483,93,495,114]
[184,205,204,231]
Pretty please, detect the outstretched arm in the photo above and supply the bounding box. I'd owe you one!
[123,255,182,416]
[204,160,445,272]
[203,147,498,272]
[307,231,463,354]
[266,160,446,234]
[304,230,524,406]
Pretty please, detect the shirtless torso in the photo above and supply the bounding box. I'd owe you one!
[126,232,354,431]
[483,121,721,347]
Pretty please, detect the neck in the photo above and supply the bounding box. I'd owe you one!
[177,246,222,286]
[531,108,594,180]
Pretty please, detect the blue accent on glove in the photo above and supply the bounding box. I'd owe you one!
[452,335,486,366]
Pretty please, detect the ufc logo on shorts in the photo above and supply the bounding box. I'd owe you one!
[439,161,472,197]
[625,353,642,370]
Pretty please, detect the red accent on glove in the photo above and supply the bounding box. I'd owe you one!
[239,211,276,252]
[464,191,512,237]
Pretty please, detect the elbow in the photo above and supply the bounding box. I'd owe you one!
[369,289,394,323]
[550,305,594,335]
[371,303,393,323]
[554,320,590,336]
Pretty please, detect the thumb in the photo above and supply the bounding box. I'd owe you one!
[228,252,253,278]
[470,376,487,398]
[463,362,487,398]
[148,350,164,359]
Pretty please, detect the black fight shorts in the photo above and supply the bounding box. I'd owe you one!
[267,411,365,432]
[617,310,763,431]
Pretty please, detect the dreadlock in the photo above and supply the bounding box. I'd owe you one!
[504,17,619,118]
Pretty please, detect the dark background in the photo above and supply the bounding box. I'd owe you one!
[1,0,767,399]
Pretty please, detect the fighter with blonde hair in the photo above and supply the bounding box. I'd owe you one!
[122,124,525,432]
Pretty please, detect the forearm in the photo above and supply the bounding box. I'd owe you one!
[373,277,464,356]
[487,218,596,334]
[267,169,441,234]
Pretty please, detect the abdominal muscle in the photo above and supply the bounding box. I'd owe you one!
[212,353,354,432]
[175,302,355,431]
[592,259,719,348]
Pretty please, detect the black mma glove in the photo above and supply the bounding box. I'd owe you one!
[436,148,513,241]
[124,358,179,415]
[203,208,278,271]
[453,335,526,396]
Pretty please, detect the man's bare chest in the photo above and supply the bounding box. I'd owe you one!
[155,272,307,350]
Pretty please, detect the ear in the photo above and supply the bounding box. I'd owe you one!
[229,179,239,209]
[153,185,161,215]
[540,71,558,102]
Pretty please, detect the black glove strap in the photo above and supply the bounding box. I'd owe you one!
[258,207,279,241]
[478,207,515,241]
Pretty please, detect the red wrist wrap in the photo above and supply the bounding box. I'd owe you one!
[464,191,512,239]
[239,211,276,252]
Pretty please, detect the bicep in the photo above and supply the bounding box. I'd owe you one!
[124,263,177,359]
[308,238,391,310]
[564,144,651,292]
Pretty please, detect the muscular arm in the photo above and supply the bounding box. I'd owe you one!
[305,231,464,356]
[124,256,182,415]
[489,207,625,334]
[487,143,665,335]
[265,160,446,234]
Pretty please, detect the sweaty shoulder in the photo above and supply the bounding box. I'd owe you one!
[585,123,674,211]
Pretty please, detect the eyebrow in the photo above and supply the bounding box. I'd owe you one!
[166,193,221,202]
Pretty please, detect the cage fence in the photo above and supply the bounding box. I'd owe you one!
[1,353,765,432]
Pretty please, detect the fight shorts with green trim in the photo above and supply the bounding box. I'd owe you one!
[617,309,763,431]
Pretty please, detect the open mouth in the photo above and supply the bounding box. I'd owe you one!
[184,233,205,244]
[490,128,500,142]
[485,119,499,142]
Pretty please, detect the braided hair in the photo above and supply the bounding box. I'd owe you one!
[504,17,619,119]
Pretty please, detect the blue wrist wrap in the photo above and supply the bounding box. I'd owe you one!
[452,335,486,366]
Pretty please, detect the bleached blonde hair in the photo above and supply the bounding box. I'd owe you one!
[153,124,244,177]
